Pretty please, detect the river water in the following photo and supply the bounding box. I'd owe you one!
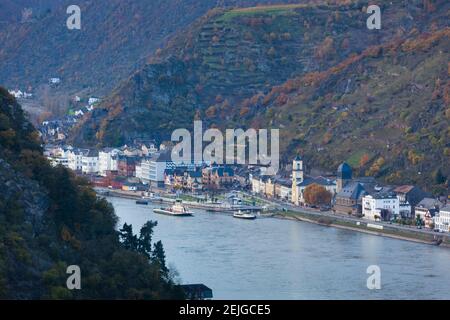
[108,197,450,300]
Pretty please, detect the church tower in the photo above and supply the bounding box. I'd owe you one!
[291,155,304,204]
[337,162,352,193]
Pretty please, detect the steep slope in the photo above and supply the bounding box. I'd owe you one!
[72,1,449,193]
[73,0,449,147]
[0,0,303,96]
[242,28,449,193]
[0,0,59,23]
[0,87,183,299]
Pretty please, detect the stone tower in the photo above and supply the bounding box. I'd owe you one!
[291,155,304,204]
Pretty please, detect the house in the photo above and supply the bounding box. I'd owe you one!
[393,185,429,218]
[164,168,186,189]
[264,177,276,198]
[117,155,138,177]
[88,97,100,105]
[135,161,143,181]
[362,192,399,221]
[67,148,88,172]
[251,174,265,195]
[202,166,234,188]
[98,148,120,176]
[434,205,450,233]
[82,150,99,174]
[186,169,203,192]
[415,198,443,229]
[49,77,61,84]
[48,156,69,168]
[275,178,292,201]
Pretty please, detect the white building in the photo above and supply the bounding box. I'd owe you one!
[48,156,69,168]
[67,149,87,172]
[135,161,144,181]
[82,150,99,174]
[435,205,450,233]
[88,97,100,105]
[362,193,399,221]
[98,148,120,176]
[141,152,175,186]
[49,77,61,84]
[251,175,263,194]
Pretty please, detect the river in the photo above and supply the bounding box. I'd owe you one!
[108,197,450,300]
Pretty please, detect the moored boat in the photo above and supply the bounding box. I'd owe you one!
[153,199,193,217]
[233,210,257,220]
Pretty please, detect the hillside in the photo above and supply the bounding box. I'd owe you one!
[0,87,183,299]
[71,1,449,193]
[0,0,59,23]
[244,29,450,193]
[0,0,303,97]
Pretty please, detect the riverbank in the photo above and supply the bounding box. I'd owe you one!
[99,188,450,248]
[271,210,450,248]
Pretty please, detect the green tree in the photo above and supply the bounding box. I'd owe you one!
[119,223,138,250]
[152,240,168,277]
[138,221,158,259]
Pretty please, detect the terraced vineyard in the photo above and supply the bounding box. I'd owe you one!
[73,1,449,193]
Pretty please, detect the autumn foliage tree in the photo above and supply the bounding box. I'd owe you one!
[304,184,332,206]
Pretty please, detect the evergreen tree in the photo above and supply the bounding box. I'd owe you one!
[138,221,158,258]
[119,223,138,250]
[152,240,168,277]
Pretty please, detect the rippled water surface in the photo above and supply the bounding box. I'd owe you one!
[109,197,450,299]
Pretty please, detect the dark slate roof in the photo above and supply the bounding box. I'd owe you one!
[314,176,336,186]
[416,198,443,210]
[440,205,450,213]
[294,155,302,161]
[275,178,292,187]
[297,176,336,187]
[336,182,367,200]
[86,149,99,157]
[369,191,397,199]
[297,177,316,187]
[394,185,429,207]
[337,162,352,180]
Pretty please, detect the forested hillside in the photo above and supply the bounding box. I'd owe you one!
[0,0,303,96]
[72,1,449,193]
[0,87,183,299]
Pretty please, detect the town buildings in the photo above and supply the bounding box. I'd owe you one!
[393,185,429,219]
[98,148,119,176]
[415,198,443,229]
[362,193,400,221]
[434,205,450,233]
[82,150,99,174]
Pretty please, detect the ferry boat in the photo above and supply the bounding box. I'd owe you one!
[233,209,257,220]
[153,200,193,217]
